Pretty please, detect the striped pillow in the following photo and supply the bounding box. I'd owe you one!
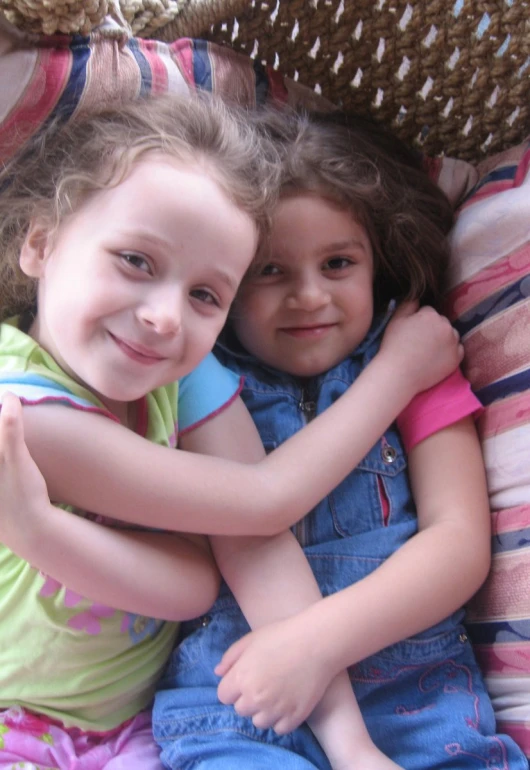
[446,140,530,756]
[0,27,328,165]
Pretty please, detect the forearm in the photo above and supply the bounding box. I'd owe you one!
[26,351,416,536]
[211,531,323,626]
[8,502,220,620]
[292,517,491,679]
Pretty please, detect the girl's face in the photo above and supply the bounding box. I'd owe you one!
[20,154,257,420]
[232,192,374,377]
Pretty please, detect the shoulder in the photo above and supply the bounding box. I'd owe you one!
[397,369,482,452]
[178,352,243,435]
[0,319,112,417]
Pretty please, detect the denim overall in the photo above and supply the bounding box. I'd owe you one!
[153,314,528,770]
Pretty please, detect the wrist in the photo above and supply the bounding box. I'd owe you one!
[4,500,55,563]
[369,350,418,407]
[297,602,345,682]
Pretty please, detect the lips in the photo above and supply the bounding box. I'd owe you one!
[109,333,166,364]
[279,323,337,339]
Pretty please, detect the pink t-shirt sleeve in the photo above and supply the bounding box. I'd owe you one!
[396,369,483,453]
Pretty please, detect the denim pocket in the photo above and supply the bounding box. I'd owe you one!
[329,436,409,537]
[160,604,250,690]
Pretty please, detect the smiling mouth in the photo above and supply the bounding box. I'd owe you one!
[109,333,166,364]
[279,324,337,338]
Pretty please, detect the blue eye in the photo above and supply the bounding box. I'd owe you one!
[191,288,220,307]
[121,253,151,273]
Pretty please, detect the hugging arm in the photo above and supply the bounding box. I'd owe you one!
[216,416,491,728]
[18,304,463,538]
[0,393,220,620]
[180,394,394,769]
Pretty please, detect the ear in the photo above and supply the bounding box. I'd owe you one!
[19,219,53,278]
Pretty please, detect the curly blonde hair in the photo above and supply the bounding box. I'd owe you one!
[0,93,279,321]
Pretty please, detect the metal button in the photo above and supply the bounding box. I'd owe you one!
[381,445,398,464]
[458,632,468,644]
[200,615,211,628]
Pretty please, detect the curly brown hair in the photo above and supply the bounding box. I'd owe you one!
[250,108,454,312]
[0,93,279,321]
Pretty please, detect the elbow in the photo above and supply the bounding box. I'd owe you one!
[167,558,221,622]
[471,548,492,595]
[460,534,491,602]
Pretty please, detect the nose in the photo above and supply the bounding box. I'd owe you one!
[137,286,182,335]
[285,275,330,312]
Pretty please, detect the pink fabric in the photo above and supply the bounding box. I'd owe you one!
[0,708,163,769]
[397,369,482,452]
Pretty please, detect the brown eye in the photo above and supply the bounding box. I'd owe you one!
[325,257,352,270]
[261,264,281,276]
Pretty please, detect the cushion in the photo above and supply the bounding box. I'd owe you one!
[0,18,332,166]
[446,139,530,755]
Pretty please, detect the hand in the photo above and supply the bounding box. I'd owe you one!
[0,393,52,553]
[380,301,463,395]
[215,613,334,735]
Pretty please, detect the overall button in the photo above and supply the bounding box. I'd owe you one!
[382,445,398,464]
[199,615,211,628]
[458,632,468,644]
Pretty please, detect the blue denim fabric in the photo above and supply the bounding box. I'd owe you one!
[153,312,529,769]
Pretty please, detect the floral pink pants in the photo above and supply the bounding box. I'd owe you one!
[0,707,163,769]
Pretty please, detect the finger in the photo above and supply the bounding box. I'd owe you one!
[272,713,299,736]
[217,672,242,706]
[214,635,249,676]
[392,299,419,319]
[232,695,262,719]
[457,343,465,361]
[0,392,25,462]
[251,710,278,730]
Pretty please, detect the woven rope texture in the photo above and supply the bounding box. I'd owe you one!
[160,0,530,161]
[1,0,528,159]
[0,0,187,36]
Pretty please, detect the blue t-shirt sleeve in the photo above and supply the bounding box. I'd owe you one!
[0,373,101,412]
[178,353,243,434]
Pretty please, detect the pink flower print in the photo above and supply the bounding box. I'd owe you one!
[67,604,116,635]
[39,572,116,635]
[39,574,83,606]
[39,574,62,598]
[168,422,178,448]
[1,707,54,744]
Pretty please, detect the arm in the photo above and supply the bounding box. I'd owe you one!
[0,394,220,620]
[216,416,491,726]
[181,396,384,766]
[293,416,491,672]
[20,305,464,537]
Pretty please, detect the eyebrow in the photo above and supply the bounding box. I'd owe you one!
[324,239,368,252]
[212,268,239,293]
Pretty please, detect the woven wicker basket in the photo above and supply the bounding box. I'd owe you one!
[157,0,530,162]
[1,0,528,161]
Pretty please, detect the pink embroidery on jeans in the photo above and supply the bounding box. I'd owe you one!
[395,703,435,716]
[445,740,508,769]
[419,660,480,729]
